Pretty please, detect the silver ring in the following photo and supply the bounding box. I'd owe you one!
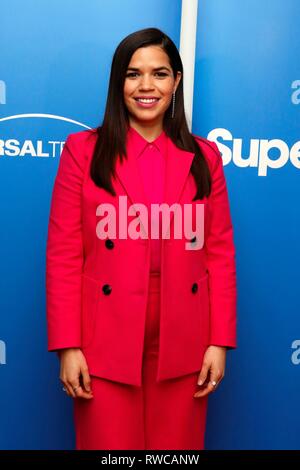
[62,387,67,392]
[210,380,217,387]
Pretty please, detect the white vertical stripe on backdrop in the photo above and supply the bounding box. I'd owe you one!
[179,0,198,130]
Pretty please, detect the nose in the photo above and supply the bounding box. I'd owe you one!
[139,74,155,90]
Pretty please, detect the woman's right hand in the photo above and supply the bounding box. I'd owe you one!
[58,348,93,399]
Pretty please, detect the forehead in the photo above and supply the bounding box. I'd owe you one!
[128,46,170,67]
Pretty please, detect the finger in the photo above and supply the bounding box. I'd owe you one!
[194,372,222,398]
[61,376,76,398]
[64,382,76,398]
[68,379,81,398]
[73,386,93,400]
[81,367,92,394]
[194,378,216,397]
[69,377,93,399]
[197,361,210,386]
[60,373,76,398]
[208,369,223,390]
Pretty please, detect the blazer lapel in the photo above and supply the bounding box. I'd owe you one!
[115,141,149,237]
[162,137,195,239]
[115,133,195,240]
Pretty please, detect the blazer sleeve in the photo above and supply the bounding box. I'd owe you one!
[45,133,87,352]
[205,141,237,349]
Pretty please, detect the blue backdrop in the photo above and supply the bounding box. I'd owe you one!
[0,0,299,450]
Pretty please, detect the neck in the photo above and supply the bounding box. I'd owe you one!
[128,119,163,142]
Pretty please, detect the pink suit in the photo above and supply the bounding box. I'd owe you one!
[46,125,237,449]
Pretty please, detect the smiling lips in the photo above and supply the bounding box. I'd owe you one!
[134,97,160,108]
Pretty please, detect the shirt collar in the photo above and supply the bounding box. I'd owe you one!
[126,125,167,158]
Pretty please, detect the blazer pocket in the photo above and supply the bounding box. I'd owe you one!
[197,273,210,346]
[81,273,100,349]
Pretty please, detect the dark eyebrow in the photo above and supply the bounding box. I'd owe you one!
[126,66,171,72]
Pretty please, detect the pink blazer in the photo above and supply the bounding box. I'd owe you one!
[46,129,237,386]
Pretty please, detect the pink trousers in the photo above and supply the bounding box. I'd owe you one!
[73,272,208,450]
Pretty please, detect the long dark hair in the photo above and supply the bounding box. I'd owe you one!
[90,27,212,201]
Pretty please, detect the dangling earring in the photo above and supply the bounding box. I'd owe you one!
[171,90,176,118]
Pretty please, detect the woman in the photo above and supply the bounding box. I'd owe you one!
[46,27,237,450]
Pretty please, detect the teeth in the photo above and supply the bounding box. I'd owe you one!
[137,98,158,103]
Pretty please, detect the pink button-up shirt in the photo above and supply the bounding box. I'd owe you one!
[127,126,167,273]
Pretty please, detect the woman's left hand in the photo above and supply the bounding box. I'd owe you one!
[194,345,227,398]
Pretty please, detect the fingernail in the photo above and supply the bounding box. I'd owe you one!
[198,380,203,385]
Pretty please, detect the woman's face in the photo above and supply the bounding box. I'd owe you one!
[123,45,181,127]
